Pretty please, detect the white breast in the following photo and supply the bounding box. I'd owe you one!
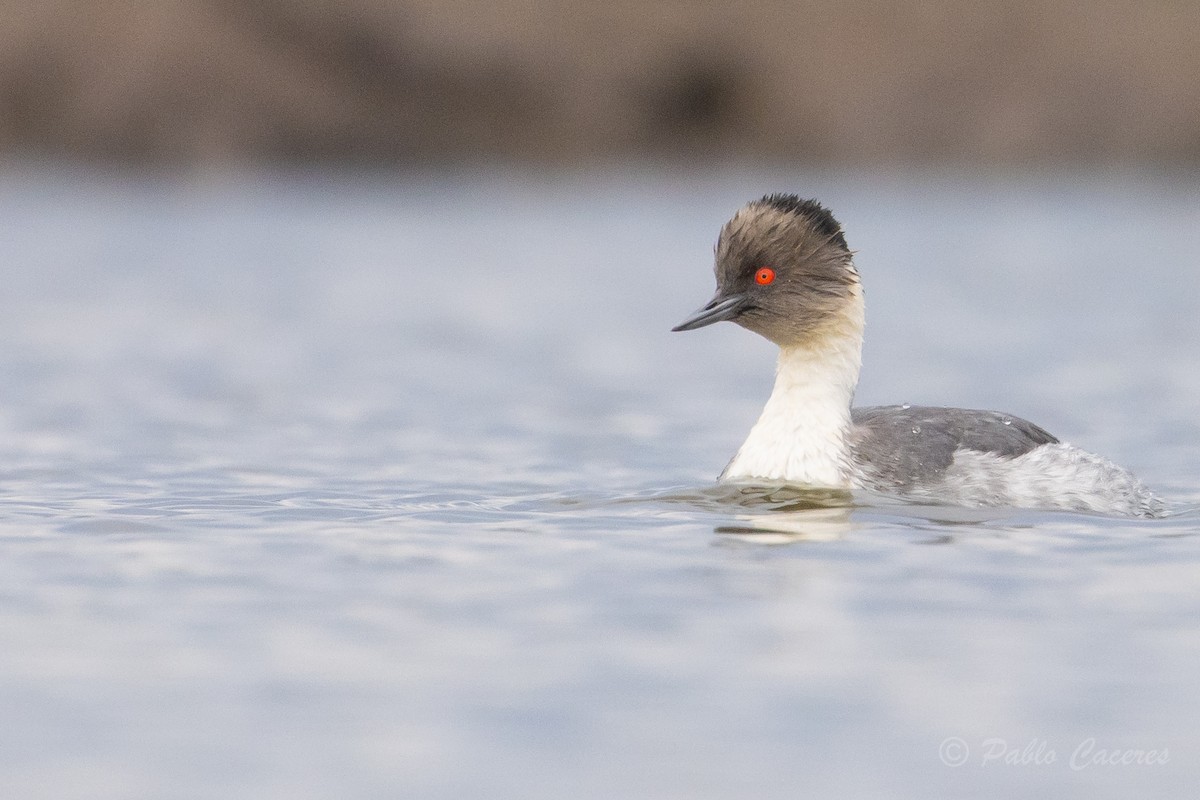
[721,332,862,488]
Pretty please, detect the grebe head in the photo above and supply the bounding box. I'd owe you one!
[672,194,860,348]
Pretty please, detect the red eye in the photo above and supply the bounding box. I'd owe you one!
[755,267,776,285]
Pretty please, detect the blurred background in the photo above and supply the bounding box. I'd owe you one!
[3,0,1200,168]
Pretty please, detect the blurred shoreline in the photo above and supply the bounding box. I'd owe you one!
[3,1,1199,168]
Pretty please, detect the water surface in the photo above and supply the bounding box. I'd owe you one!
[0,168,1198,798]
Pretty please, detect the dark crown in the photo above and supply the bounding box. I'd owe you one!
[758,194,848,250]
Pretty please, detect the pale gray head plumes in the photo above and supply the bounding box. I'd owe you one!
[673,194,859,347]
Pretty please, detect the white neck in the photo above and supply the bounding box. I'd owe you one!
[721,296,864,488]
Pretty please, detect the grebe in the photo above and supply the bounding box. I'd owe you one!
[673,194,1163,518]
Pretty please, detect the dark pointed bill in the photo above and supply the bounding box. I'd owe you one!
[671,293,749,332]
